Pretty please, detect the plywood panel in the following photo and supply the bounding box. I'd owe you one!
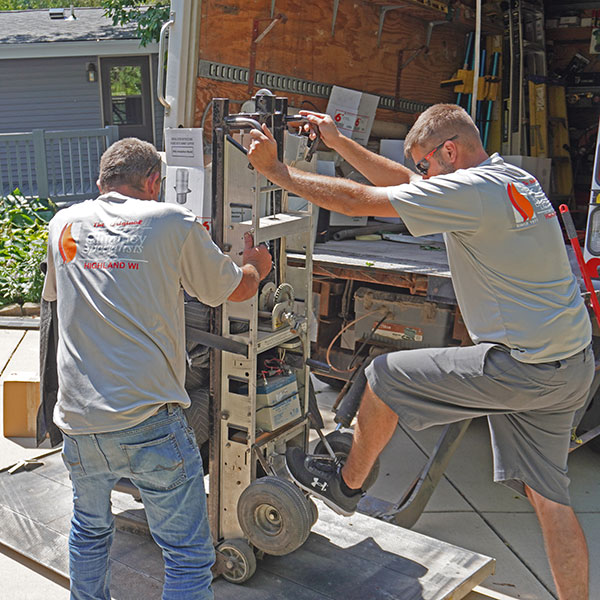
[0,452,494,599]
[196,0,466,127]
[0,330,25,375]
[2,330,40,378]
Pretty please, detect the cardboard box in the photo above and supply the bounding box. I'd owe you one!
[503,155,552,195]
[559,16,580,27]
[3,373,40,437]
[325,85,379,147]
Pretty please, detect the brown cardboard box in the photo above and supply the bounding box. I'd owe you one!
[3,373,40,437]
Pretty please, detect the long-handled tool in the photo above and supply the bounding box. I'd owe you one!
[456,32,474,109]
[560,204,600,329]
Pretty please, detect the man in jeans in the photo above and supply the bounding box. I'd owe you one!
[42,138,272,600]
[247,104,593,600]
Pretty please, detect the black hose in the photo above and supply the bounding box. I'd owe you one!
[334,359,370,428]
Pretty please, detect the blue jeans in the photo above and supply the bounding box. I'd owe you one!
[61,404,215,600]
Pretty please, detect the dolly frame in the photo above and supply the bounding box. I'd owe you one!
[208,95,315,551]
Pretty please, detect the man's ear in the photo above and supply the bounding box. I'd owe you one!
[96,179,103,193]
[446,139,459,164]
[148,170,162,200]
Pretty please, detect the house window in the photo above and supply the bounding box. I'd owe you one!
[109,65,144,126]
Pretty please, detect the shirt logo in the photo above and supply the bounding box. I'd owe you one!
[507,182,539,228]
[507,182,534,221]
[58,219,148,271]
[58,223,77,263]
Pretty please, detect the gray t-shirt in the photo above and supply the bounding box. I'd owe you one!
[387,153,591,363]
[42,192,242,434]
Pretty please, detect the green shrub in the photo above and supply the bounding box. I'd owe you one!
[0,190,56,307]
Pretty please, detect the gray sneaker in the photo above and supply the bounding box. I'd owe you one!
[285,447,360,517]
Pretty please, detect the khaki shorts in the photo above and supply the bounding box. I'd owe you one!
[365,343,594,505]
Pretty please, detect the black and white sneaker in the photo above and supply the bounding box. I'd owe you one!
[285,447,360,517]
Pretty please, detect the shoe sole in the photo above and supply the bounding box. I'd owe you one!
[285,462,356,517]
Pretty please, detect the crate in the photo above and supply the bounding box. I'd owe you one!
[3,373,40,437]
[353,287,455,350]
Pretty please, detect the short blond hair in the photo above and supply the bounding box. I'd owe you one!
[404,104,482,158]
[98,137,160,190]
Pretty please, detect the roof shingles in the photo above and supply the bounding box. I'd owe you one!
[0,7,139,45]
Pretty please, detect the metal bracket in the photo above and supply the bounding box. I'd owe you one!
[378,1,452,47]
[332,0,340,36]
[378,5,407,47]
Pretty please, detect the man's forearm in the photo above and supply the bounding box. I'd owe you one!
[330,135,416,186]
[264,162,394,217]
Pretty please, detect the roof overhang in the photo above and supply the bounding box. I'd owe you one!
[0,39,158,60]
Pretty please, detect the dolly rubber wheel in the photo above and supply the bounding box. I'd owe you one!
[216,538,256,584]
[237,476,313,556]
[314,430,380,490]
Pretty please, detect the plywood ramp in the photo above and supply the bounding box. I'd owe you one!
[0,451,493,600]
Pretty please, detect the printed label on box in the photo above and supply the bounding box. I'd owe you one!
[372,322,424,342]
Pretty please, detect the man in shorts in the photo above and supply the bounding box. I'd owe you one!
[43,138,272,600]
[246,104,593,600]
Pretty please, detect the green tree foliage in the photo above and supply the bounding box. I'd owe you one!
[102,1,169,46]
[0,191,56,307]
[110,65,142,96]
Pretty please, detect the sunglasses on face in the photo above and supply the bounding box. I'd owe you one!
[415,134,458,176]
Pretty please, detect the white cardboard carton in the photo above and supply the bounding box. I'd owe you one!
[504,155,552,195]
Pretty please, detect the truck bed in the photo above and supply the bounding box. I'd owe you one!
[310,238,449,277]
[290,237,455,304]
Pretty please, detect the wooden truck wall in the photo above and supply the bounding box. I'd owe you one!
[194,0,473,134]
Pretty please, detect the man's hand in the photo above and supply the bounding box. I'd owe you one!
[242,231,272,280]
[299,110,343,151]
[248,124,283,178]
